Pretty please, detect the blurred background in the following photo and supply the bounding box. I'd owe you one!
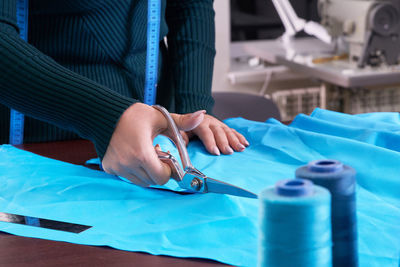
[212,0,400,121]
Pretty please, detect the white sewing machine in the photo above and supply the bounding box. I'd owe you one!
[272,0,400,68]
[318,0,400,68]
[240,0,400,88]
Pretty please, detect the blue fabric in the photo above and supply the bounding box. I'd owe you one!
[1,108,400,266]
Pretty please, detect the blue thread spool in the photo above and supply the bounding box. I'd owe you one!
[296,160,357,267]
[258,179,332,267]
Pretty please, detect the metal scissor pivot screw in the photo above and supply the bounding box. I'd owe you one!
[190,178,203,191]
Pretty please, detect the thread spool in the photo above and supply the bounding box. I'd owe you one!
[258,179,332,267]
[296,160,357,267]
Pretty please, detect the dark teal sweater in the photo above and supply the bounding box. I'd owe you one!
[0,0,216,158]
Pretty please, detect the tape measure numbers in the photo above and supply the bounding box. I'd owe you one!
[9,0,29,145]
[9,110,25,145]
[144,0,161,105]
[16,0,29,39]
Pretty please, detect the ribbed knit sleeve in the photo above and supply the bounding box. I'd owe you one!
[165,0,216,114]
[0,0,137,158]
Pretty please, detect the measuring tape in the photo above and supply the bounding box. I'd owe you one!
[9,0,28,145]
[144,0,161,105]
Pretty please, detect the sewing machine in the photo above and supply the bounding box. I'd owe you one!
[240,0,400,88]
[319,0,400,67]
[272,0,400,68]
[240,0,400,114]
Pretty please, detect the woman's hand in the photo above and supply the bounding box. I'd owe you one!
[102,104,249,187]
[102,103,205,187]
[182,114,249,155]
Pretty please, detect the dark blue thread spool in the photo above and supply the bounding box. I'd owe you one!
[296,160,357,267]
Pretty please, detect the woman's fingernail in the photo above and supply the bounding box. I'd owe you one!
[244,141,250,146]
[237,144,245,151]
[191,110,206,118]
[226,146,234,154]
[212,147,220,156]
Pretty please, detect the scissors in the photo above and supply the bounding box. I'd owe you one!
[153,105,258,199]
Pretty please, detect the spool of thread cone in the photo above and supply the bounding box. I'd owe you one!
[258,179,332,267]
[296,160,357,267]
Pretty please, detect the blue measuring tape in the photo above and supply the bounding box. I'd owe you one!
[144,0,161,105]
[9,0,28,145]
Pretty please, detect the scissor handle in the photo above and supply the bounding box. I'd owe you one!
[153,105,194,171]
[156,150,184,182]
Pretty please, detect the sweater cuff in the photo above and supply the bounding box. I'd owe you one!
[91,100,138,160]
[175,92,214,116]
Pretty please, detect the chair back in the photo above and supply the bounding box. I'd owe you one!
[212,92,281,122]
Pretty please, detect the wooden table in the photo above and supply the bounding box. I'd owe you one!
[1,140,226,267]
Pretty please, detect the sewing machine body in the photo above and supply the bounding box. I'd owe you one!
[319,0,400,67]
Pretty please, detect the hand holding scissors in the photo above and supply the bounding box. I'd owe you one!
[153,105,257,199]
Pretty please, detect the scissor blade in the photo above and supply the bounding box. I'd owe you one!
[204,177,258,199]
[0,212,91,233]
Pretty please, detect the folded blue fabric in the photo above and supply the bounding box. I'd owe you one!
[1,109,400,266]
